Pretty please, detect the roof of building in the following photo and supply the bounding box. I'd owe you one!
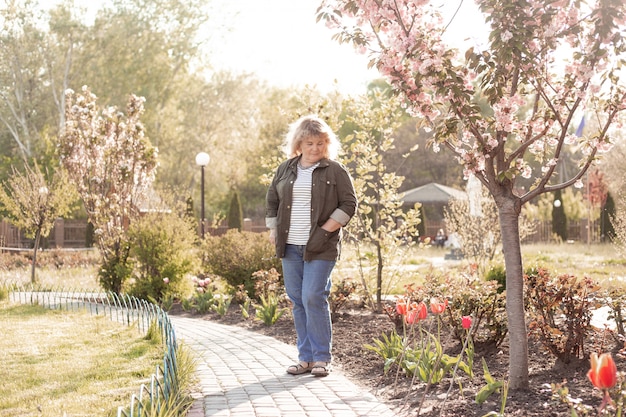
[400,182,467,204]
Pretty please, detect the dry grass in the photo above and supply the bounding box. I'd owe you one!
[0,302,163,417]
[0,266,100,289]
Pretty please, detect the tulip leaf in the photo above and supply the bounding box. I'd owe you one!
[481,357,495,384]
[475,381,503,405]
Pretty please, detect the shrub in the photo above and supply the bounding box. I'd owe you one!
[99,249,132,294]
[0,250,100,271]
[0,252,30,270]
[252,268,283,300]
[415,268,508,347]
[330,278,360,321]
[127,211,199,303]
[202,230,281,298]
[524,267,600,363]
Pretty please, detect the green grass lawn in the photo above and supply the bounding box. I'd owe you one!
[336,241,626,296]
[0,302,163,417]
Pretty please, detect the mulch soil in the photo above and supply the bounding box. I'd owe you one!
[170,303,623,417]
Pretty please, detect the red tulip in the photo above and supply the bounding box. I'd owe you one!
[406,302,428,324]
[588,352,618,390]
[462,316,473,330]
[396,298,408,316]
[430,298,448,315]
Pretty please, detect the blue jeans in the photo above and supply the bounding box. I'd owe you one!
[282,244,336,363]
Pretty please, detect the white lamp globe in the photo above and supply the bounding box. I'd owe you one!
[195,152,210,167]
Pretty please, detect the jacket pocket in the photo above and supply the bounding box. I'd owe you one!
[307,226,336,253]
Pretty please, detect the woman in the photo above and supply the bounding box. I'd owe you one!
[265,115,357,377]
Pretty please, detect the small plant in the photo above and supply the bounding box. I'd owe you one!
[461,316,475,378]
[144,319,163,344]
[254,294,287,326]
[233,284,252,319]
[187,275,218,314]
[364,330,405,373]
[330,278,359,320]
[600,280,626,338]
[211,294,231,317]
[403,332,465,384]
[181,298,194,312]
[240,298,251,319]
[160,293,175,312]
[194,290,215,314]
[371,295,472,392]
[252,268,282,301]
[525,267,600,363]
[550,382,594,416]
[475,358,506,408]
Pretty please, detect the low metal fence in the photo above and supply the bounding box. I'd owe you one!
[3,283,180,417]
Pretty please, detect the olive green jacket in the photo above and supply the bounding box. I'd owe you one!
[265,156,357,261]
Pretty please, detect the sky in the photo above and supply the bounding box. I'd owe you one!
[202,0,488,94]
[204,0,378,94]
[37,0,488,95]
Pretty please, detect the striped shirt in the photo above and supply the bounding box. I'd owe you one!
[286,163,319,245]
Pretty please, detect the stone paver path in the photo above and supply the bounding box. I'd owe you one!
[171,316,397,417]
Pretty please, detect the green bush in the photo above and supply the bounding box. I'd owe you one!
[99,248,132,294]
[484,264,506,293]
[202,230,281,298]
[127,211,199,303]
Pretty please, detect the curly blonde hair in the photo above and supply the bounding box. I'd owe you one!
[282,115,340,160]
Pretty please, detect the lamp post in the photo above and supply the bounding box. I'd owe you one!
[195,152,210,238]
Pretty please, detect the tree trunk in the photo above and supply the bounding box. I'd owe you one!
[376,241,383,313]
[498,197,529,390]
[31,229,41,285]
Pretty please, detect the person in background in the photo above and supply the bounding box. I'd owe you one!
[265,115,357,377]
[434,228,447,248]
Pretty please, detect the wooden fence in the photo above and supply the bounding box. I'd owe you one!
[1,218,88,250]
[0,218,268,250]
[0,217,605,251]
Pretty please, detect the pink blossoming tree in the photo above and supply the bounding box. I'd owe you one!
[60,86,158,294]
[318,0,626,389]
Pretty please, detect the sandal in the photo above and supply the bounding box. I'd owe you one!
[287,361,313,375]
[311,361,331,377]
